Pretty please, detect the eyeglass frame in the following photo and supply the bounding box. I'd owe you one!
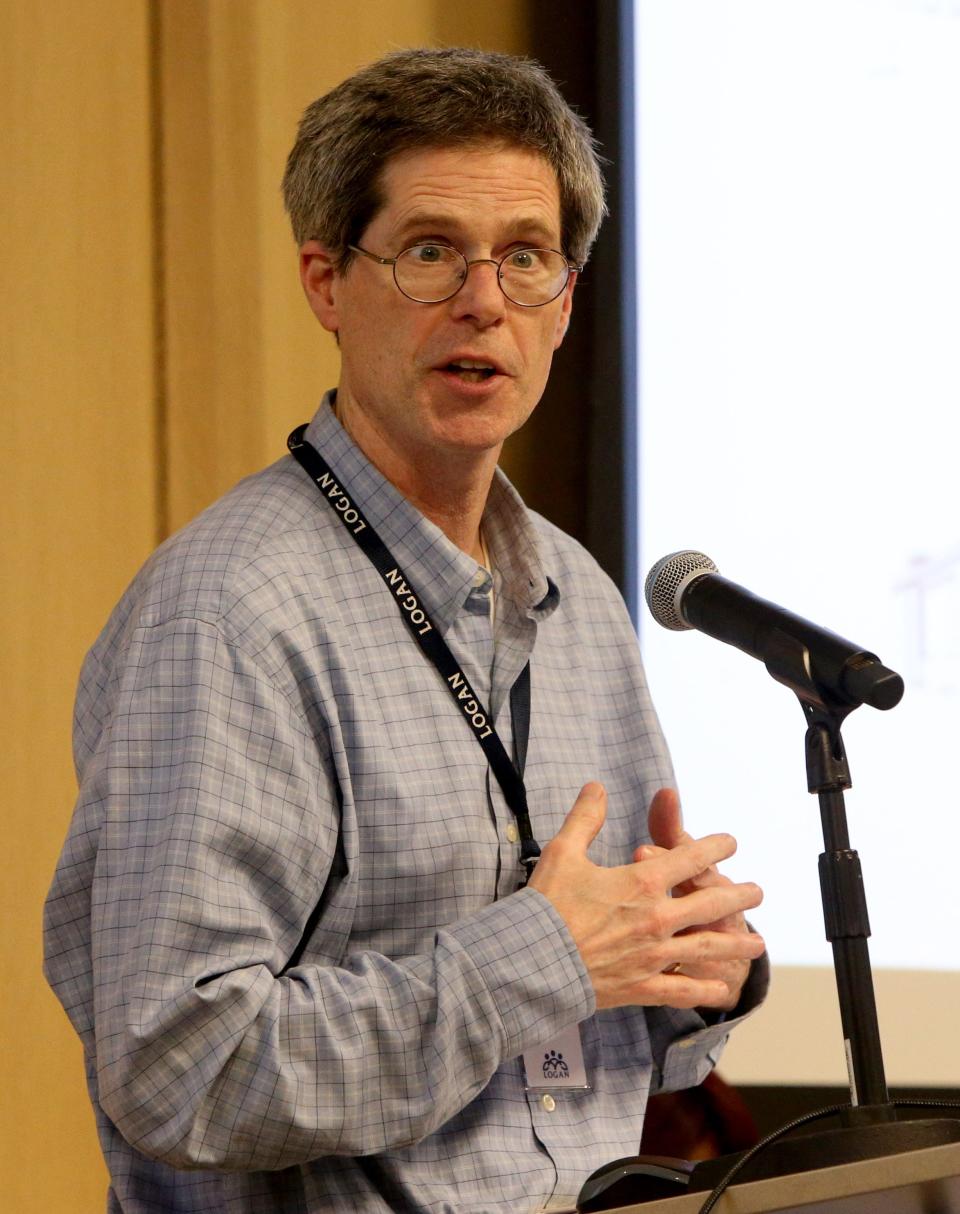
[346,242,583,308]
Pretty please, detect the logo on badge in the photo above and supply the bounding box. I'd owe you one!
[542,1049,570,1081]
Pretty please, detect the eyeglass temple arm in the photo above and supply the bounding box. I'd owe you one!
[348,245,396,267]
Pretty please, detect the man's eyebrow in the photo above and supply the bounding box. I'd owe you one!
[392,212,463,239]
[392,213,560,246]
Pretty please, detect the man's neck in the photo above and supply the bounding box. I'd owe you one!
[399,481,492,562]
[334,397,498,561]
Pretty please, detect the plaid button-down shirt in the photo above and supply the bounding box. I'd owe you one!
[44,398,761,1213]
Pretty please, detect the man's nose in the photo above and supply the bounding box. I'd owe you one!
[448,258,507,324]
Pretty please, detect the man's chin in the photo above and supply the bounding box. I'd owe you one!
[422,415,524,462]
[422,390,533,453]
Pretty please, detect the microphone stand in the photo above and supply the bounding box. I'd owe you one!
[575,619,960,1213]
[702,629,960,1182]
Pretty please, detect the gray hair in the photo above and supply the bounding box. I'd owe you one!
[282,47,607,267]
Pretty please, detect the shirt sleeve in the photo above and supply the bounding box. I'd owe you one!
[86,615,595,1171]
[646,950,771,1094]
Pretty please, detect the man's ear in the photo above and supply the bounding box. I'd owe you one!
[552,272,577,350]
[299,240,341,333]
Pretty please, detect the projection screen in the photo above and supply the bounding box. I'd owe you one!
[631,0,960,1085]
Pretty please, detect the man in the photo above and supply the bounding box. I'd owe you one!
[45,48,766,1213]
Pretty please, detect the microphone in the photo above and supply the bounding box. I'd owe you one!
[644,550,904,711]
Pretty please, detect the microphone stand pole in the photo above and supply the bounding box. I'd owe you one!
[805,701,891,1115]
[713,631,960,1180]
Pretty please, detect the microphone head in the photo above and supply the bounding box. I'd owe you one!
[645,550,719,631]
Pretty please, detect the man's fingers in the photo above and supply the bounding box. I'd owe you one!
[611,963,754,1010]
[667,926,766,966]
[645,975,732,1009]
[634,842,666,864]
[647,787,688,850]
[645,830,738,890]
[668,879,763,933]
[641,972,746,1011]
[670,958,740,982]
[635,840,728,892]
[549,782,608,853]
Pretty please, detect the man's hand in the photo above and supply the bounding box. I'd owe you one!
[528,783,764,1011]
[639,787,760,1011]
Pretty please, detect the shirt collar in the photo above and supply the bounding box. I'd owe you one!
[483,470,558,619]
[302,393,559,634]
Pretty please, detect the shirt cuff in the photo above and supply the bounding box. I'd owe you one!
[440,886,595,1059]
[658,950,770,1090]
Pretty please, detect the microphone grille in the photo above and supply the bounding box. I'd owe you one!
[644,550,719,630]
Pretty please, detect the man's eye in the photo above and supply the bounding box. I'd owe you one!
[410,244,447,264]
[508,249,539,270]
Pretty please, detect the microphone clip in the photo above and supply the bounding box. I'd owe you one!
[761,626,855,792]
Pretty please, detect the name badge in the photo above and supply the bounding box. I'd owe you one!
[522,1021,591,1092]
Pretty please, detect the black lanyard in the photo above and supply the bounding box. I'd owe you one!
[288,425,541,881]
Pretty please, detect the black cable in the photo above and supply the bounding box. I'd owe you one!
[696,1100,960,1214]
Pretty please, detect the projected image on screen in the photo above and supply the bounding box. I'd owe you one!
[632,0,960,996]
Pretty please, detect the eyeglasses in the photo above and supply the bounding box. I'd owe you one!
[347,242,581,307]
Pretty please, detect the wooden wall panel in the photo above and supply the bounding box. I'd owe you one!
[159,0,531,533]
[0,2,157,1210]
[4,3,530,1211]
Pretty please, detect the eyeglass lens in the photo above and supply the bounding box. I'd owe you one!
[395,245,569,305]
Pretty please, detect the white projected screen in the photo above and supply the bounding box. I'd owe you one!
[632,0,960,1080]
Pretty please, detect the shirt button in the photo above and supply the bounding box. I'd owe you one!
[541,1094,556,1112]
[506,823,519,844]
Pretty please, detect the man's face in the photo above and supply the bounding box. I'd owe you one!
[301,142,575,477]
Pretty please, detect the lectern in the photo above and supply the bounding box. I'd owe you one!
[606,1139,960,1214]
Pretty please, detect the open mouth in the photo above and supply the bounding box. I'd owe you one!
[443,360,499,383]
